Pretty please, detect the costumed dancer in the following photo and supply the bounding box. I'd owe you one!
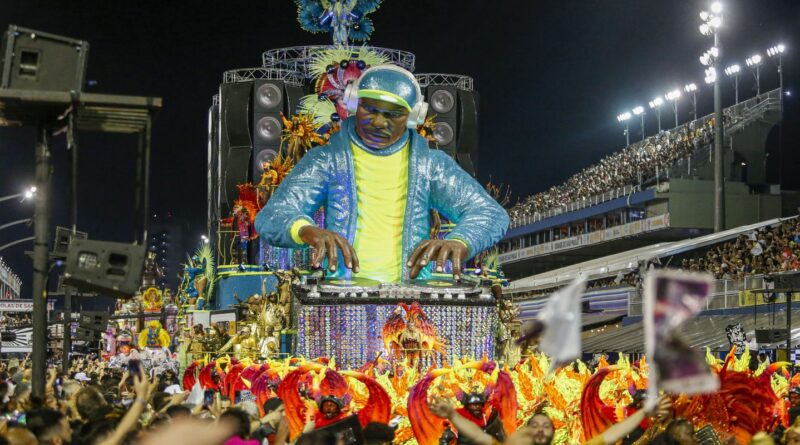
[180,255,208,309]
[256,65,508,283]
[233,203,254,265]
[138,320,171,350]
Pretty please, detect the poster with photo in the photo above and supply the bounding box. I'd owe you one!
[644,269,719,400]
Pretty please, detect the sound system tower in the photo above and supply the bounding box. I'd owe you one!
[422,83,479,176]
[63,239,146,297]
[217,77,304,216]
[1,25,89,91]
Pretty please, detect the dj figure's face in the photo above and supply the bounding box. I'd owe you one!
[321,400,341,419]
[355,98,409,150]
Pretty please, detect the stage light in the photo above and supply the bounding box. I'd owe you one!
[745,54,762,66]
[710,2,722,14]
[665,89,681,101]
[648,97,663,109]
[698,23,711,36]
[616,112,631,122]
[724,64,740,76]
[709,47,719,58]
[632,106,644,115]
[767,44,785,57]
[684,83,698,92]
[709,16,722,28]
[699,11,710,21]
[201,235,209,243]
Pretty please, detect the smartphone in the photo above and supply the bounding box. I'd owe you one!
[128,359,141,376]
[203,390,215,407]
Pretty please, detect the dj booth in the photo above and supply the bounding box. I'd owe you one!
[294,277,498,369]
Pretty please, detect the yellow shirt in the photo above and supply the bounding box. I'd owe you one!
[350,141,408,283]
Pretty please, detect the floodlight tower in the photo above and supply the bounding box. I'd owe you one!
[699,1,724,232]
[724,64,741,103]
[745,54,763,96]
[684,83,698,120]
[664,89,682,127]
[632,106,645,141]
[617,111,632,146]
[648,97,664,132]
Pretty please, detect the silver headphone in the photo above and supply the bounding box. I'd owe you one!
[342,64,429,129]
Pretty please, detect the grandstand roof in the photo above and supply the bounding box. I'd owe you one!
[508,216,796,293]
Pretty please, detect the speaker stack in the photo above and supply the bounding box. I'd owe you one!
[216,69,306,216]
[416,74,479,176]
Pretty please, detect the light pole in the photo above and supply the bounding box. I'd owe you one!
[632,106,645,140]
[617,111,632,146]
[684,83,698,120]
[746,54,763,96]
[665,89,682,127]
[699,1,724,232]
[724,64,741,103]
[648,97,664,132]
[767,44,786,94]
[0,187,37,204]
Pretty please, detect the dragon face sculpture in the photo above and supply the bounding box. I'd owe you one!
[382,302,446,365]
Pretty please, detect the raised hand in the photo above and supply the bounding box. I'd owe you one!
[299,226,359,273]
[407,239,468,280]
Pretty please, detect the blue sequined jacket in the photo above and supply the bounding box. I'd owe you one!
[255,117,509,280]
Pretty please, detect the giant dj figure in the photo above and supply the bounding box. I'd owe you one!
[257,65,508,283]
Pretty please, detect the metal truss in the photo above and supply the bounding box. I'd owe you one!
[261,45,416,78]
[414,73,474,91]
[222,68,305,87]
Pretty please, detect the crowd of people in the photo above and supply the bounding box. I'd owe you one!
[679,218,800,280]
[1,351,800,445]
[507,117,716,227]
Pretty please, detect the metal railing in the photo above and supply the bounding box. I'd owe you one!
[628,274,768,316]
[508,184,641,229]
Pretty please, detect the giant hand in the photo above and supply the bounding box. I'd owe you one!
[407,239,468,280]
[299,225,360,273]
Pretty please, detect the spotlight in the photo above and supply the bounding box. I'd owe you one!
[665,89,681,101]
[767,44,785,57]
[699,11,710,21]
[704,67,717,84]
[709,47,719,58]
[617,112,631,122]
[684,83,698,92]
[709,16,722,28]
[648,97,663,109]
[699,23,712,36]
[710,2,722,14]
[724,64,740,76]
[632,106,644,115]
[745,54,762,66]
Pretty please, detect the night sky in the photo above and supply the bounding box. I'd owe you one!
[1,0,798,296]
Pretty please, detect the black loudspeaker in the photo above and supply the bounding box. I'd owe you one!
[52,226,88,257]
[251,80,304,180]
[423,85,479,176]
[218,79,304,216]
[1,25,89,91]
[63,239,146,297]
[219,82,253,216]
[78,311,109,331]
[755,329,788,343]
